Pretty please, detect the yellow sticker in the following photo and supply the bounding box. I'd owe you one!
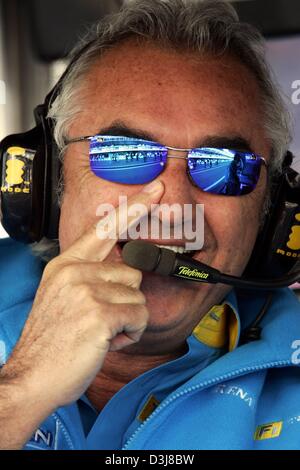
[7,146,26,157]
[138,395,160,422]
[254,421,283,440]
[5,159,25,185]
[287,213,300,251]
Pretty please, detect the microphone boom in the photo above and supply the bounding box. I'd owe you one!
[122,240,300,289]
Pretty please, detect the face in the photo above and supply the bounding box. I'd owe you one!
[59,40,270,352]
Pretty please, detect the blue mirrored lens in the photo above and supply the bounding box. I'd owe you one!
[188,148,262,195]
[89,136,167,184]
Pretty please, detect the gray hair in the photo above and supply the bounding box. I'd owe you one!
[33,0,292,260]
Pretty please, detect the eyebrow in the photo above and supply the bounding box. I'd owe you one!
[98,120,255,153]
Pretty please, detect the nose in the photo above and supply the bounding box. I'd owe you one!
[152,155,201,231]
[152,153,210,249]
[158,153,196,206]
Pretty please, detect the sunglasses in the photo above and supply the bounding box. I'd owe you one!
[66,134,267,196]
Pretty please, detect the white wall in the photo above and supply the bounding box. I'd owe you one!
[0,225,7,238]
[266,36,300,171]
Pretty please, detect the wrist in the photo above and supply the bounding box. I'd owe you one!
[0,363,56,448]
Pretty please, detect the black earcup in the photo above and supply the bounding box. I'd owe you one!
[0,126,45,242]
[245,154,300,279]
[34,104,61,241]
[0,105,61,243]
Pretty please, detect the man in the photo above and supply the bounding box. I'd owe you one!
[0,0,299,450]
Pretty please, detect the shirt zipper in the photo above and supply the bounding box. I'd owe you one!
[122,359,292,450]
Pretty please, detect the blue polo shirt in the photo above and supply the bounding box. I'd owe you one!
[76,302,240,449]
[1,238,300,450]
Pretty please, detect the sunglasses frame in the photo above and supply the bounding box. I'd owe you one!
[65,134,268,194]
[66,134,268,167]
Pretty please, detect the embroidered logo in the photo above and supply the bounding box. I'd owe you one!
[254,421,283,441]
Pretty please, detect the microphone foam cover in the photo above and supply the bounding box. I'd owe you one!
[122,240,161,272]
[154,246,176,276]
[122,240,176,275]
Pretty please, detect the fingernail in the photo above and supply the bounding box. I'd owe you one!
[142,180,163,194]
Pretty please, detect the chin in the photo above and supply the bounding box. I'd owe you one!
[140,271,211,333]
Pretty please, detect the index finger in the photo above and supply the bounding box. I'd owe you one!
[62,180,164,262]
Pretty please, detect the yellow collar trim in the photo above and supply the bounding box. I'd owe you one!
[192,302,240,352]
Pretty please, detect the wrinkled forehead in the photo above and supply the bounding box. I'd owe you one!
[69,40,269,155]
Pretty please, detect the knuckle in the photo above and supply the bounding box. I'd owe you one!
[76,283,95,301]
[98,262,142,286]
[55,264,77,283]
[134,289,146,304]
[136,304,149,321]
[43,258,73,282]
[86,306,105,328]
[129,268,143,287]
[110,284,145,304]
[96,264,113,281]
[42,258,58,278]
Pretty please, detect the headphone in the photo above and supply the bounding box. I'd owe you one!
[0,44,300,282]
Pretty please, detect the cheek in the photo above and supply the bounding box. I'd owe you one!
[59,182,100,249]
[59,163,142,249]
[205,195,262,271]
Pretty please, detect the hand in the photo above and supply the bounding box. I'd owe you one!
[0,180,164,417]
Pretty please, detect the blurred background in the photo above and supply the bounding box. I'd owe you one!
[0,0,299,247]
[0,0,299,152]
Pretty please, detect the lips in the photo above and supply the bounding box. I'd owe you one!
[118,240,199,258]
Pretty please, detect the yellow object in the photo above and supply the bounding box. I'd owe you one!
[7,146,26,157]
[193,303,239,351]
[138,395,160,422]
[287,213,300,251]
[254,421,283,440]
[5,159,25,185]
